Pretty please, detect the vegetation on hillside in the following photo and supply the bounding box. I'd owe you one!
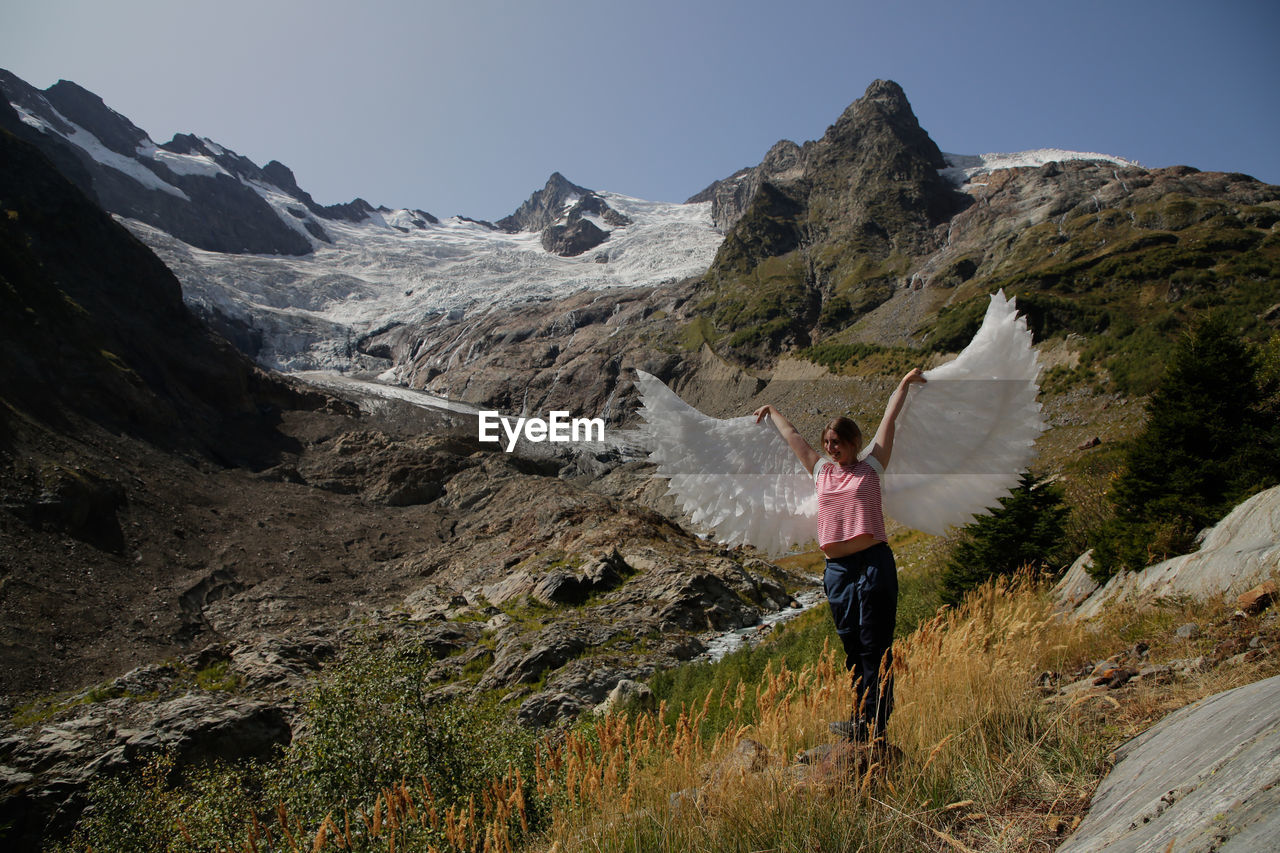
[1090,314,1280,579]
[51,574,1280,853]
[694,170,1280,398]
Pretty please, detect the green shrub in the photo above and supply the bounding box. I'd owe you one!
[278,635,536,816]
[55,635,541,852]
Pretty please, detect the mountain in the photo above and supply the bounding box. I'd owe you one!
[688,79,1280,365]
[8,68,1271,416]
[0,99,792,849]
[372,80,1280,423]
[0,97,301,466]
[0,70,722,372]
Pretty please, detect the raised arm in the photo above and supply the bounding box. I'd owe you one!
[753,405,821,474]
[867,368,927,470]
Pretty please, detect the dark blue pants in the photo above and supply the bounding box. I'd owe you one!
[824,543,898,741]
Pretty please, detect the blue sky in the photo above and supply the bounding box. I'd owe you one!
[2,0,1277,220]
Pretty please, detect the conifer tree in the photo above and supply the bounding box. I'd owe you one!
[940,471,1068,606]
[1091,315,1280,579]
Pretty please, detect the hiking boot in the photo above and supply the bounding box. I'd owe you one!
[828,720,867,742]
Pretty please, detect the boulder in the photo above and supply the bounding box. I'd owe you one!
[1073,486,1280,619]
[478,629,587,690]
[1238,580,1277,614]
[1053,550,1099,613]
[516,692,586,728]
[1058,675,1280,852]
[593,679,655,717]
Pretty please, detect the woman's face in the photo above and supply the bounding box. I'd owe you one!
[823,430,857,465]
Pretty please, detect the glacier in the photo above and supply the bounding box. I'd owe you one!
[122,190,725,372]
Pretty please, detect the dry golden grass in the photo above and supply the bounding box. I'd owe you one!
[522,580,1278,853]
[216,578,1277,853]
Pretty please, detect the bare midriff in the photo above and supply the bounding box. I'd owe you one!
[820,532,882,559]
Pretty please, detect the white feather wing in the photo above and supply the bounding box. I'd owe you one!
[883,290,1045,535]
[633,371,817,555]
[635,290,1044,552]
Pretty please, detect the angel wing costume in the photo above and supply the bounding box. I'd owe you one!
[635,291,1044,555]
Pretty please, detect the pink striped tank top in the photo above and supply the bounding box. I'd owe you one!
[813,455,886,548]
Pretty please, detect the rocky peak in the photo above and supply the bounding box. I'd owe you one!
[693,79,971,360]
[805,77,960,238]
[689,139,805,232]
[0,69,73,135]
[495,171,632,257]
[159,133,213,156]
[497,172,594,233]
[852,78,912,115]
[261,158,305,196]
[42,78,149,158]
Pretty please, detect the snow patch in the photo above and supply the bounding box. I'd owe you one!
[12,103,189,199]
[139,141,229,179]
[940,149,1142,185]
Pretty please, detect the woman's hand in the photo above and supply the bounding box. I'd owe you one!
[754,405,820,472]
[900,367,926,387]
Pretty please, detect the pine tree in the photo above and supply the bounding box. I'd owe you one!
[1091,315,1280,579]
[940,471,1069,606]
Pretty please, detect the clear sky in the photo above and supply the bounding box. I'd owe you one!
[2,0,1277,221]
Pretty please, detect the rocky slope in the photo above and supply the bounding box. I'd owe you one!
[0,118,808,849]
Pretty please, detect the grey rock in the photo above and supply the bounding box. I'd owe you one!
[0,691,291,846]
[1165,657,1211,675]
[478,630,587,690]
[516,691,586,728]
[1074,486,1280,619]
[1135,664,1175,683]
[496,172,592,233]
[1053,550,1099,613]
[1175,623,1201,640]
[594,679,655,717]
[541,218,608,257]
[1058,675,1280,853]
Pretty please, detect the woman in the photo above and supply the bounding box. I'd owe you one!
[753,368,926,746]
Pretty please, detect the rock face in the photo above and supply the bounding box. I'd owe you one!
[688,139,804,232]
[1057,674,1280,853]
[542,217,608,256]
[688,78,970,356]
[497,172,593,233]
[0,69,438,257]
[1072,485,1280,619]
[497,172,633,257]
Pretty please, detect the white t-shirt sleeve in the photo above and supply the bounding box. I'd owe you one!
[855,446,885,477]
[812,457,832,486]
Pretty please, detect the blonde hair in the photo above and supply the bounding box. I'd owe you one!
[821,416,862,450]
